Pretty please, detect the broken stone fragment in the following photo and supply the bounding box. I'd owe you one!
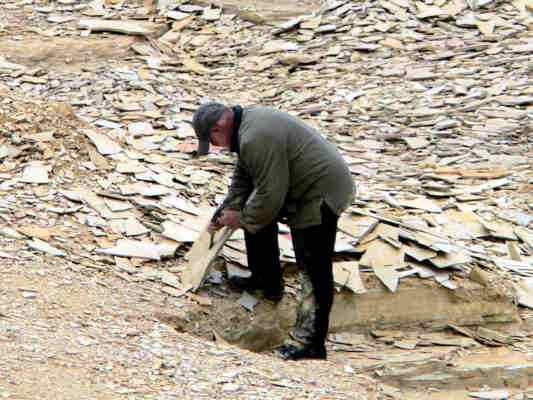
[434,119,460,130]
[128,122,154,137]
[96,239,174,260]
[467,390,509,400]
[261,40,298,55]
[352,43,380,52]
[315,24,337,33]
[78,18,167,36]
[278,54,319,66]
[84,130,122,155]
[160,220,199,243]
[0,227,25,239]
[510,43,533,54]
[238,291,259,311]
[27,239,65,257]
[20,162,50,184]
[416,4,449,19]
[456,14,478,27]
[406,69,438,81]
[272,17,302,35]
[495,95,533,106]
[166,11,189,21]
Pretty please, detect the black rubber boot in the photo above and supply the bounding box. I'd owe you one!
[229,276,262,292]
[274,343,327,361]
[229,276,284,302]
[263,284,284,302]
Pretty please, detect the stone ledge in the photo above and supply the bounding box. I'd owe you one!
[330,274,519,332]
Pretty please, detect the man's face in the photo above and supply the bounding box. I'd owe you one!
[210,114,231,148]
[210,123,225,147]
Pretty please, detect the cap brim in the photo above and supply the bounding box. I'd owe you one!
[197,139,210,156]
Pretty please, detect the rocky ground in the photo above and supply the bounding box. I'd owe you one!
[0,0,532,399]
[0,254,378,399]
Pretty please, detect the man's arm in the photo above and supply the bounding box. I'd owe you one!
[239,134,289,234]
[220,159,253,211]
[211,161,252,231]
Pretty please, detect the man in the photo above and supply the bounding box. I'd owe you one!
[192,103,355,361]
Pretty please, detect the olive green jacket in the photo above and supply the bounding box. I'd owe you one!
[222,107,355,234]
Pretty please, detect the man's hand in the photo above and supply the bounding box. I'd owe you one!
[218,210,242,230]
[207,220,222,233]
[209,205,225,233]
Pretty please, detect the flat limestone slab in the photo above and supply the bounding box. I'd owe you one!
[182,225,233,291]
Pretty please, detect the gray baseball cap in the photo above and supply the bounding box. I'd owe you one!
[192,102,226,156]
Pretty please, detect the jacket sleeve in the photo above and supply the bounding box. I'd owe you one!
[221,159,253,211]
[239,133,289,234]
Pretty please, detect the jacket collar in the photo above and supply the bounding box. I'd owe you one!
[230,105,243,154]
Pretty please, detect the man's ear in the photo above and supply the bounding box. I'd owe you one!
[212,118,222,132]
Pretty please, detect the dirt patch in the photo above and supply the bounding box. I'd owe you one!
[2,362,113,400]
[157,289,298,352]
[0,35,135,73]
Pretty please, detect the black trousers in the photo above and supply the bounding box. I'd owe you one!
[244,203,339,347]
